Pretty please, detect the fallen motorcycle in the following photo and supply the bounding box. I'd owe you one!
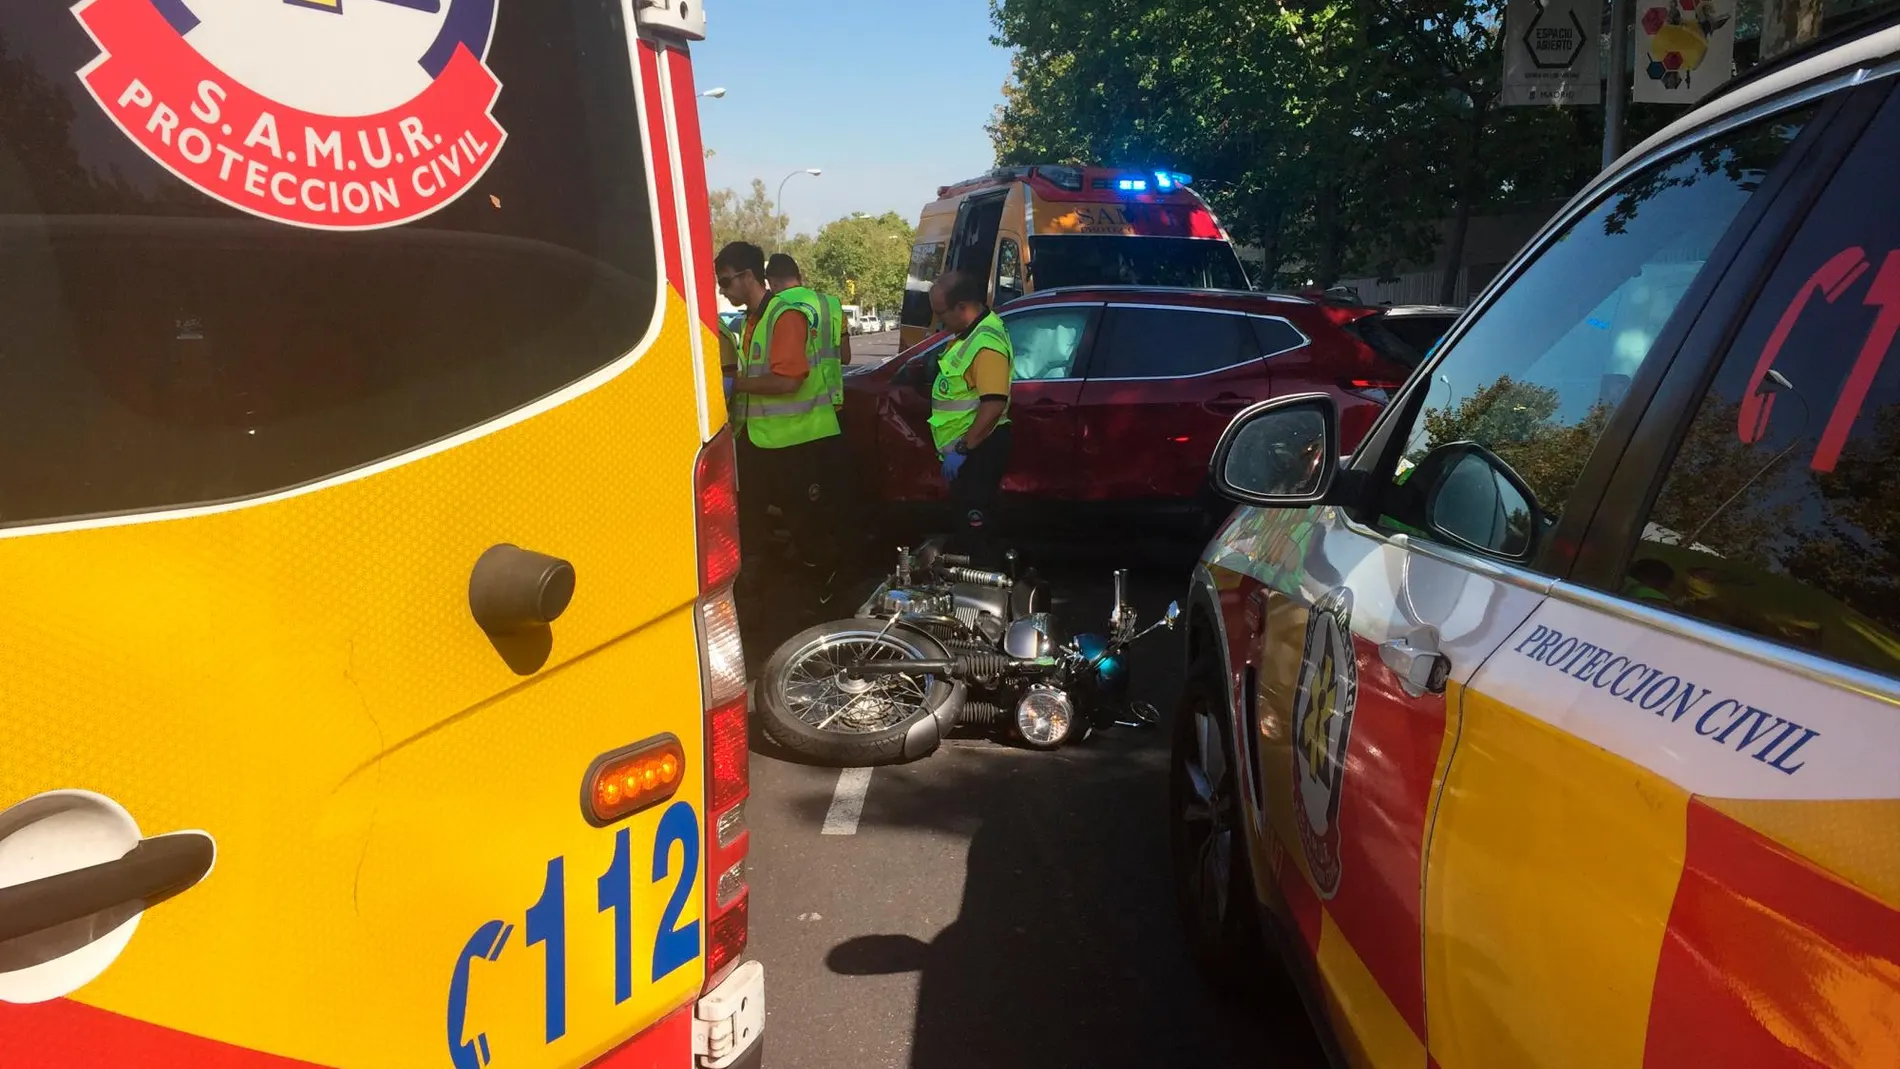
[756,538,1179,766]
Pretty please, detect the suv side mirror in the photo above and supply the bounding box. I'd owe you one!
[1208,394,1341,506]
[1409,441,1542,559]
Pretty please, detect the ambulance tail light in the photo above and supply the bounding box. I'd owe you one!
[696,426,750,990]
[696,429,741,593]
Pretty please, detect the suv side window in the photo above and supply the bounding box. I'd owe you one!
[1005,306,1095,380]
[1093,307,1248,378]
[1622,89,1900,680]
[1378,109,1814,562]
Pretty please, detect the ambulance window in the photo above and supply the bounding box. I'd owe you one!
[1379,109,1813,565]
[1623,88,1900,681]
[996,238,1025,305]
[0,2,656,528]
[902,241,946,328]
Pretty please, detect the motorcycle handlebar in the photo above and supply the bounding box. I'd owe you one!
[937,552,972,567]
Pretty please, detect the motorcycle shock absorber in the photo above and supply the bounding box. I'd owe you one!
[958,701,1005,727]
[955,652,1014,683]
[943,565,1012,588]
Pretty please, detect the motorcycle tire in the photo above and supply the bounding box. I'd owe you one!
[758,619,966,766]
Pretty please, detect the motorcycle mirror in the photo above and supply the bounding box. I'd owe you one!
[1164,601,1182,629]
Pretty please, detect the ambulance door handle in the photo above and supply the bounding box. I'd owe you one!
[469,543,576,634]
[1381,632,1449,698]
[0,831,216,944]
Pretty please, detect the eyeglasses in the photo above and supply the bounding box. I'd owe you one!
[715,270,754,291]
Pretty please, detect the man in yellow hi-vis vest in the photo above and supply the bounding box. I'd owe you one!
[715,240,841,608]
[928,269,1014,568]
[765,253,851,408]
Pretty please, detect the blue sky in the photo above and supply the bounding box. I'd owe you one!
[693,0,1013,236]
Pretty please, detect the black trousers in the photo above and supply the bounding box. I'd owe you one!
[947,423,1013,570]
[736,433,841,599]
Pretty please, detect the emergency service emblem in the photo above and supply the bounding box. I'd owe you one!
[1291,586,1356,899]
[73,0,506,230]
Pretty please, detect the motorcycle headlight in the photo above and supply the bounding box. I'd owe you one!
[1015,686,1075,748]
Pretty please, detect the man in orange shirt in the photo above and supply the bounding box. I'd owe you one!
[715,240,841,612]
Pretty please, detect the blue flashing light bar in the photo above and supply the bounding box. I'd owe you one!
[1155,170,1194,189]
[1117,178,1148,192]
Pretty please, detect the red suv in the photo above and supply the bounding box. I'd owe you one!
[839,286,1456,528]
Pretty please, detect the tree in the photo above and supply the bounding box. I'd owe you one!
[709,178,788,254]
[807,212,913,315]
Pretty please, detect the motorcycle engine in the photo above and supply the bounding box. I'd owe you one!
[873,586,955,622]
[1004,612,1060,659]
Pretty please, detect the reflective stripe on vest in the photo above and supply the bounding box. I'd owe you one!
[739,292,840,449]
[820,294,845,408]
[928,310,1012,455]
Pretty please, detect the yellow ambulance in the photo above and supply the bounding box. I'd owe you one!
[0,2,761,1067]
[897,164,1251,350]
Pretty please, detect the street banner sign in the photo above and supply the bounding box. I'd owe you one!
[1634,0,1736,104]
[1503,0,1601,106]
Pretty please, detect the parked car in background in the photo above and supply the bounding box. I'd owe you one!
[1175,23,1900,1068]
[842,304,864,334]
[840,285,1456,533]
[859,312,883,334]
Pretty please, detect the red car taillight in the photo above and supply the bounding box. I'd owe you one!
[1341,377,1404,404]
[694,428,749,990]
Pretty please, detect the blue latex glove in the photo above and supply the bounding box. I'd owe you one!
[940,448,968,484]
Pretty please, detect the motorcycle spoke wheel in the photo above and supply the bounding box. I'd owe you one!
[778,633,938,736]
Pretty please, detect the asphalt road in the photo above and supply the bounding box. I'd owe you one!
[739,537,1328,1069]
[851,329,904,369]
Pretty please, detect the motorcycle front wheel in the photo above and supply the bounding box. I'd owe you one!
[759,620,965,766]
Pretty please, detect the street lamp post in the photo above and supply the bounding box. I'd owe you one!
[700,87,726,99]
[774,167,822,249]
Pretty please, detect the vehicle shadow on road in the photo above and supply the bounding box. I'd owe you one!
[784,553,1326,1068]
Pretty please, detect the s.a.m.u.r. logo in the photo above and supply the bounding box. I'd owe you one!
[73,0,506,230]
[1291,586,1357,899]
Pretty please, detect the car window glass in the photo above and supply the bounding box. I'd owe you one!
[1622,89,1900,681]
[0,1,655,528]
[1384,315,1458,358]
[1094,308,1246,378]
[1379,109,1812,562]
[1004,306,1094,380]
[1250,316,1307,357]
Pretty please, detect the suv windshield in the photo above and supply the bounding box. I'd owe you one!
[0,2,655,527]
[1028,235,1250,291]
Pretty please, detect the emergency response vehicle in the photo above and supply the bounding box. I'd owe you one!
[897,164,1251,350]
[0,2,761,1068]
[1175,22,1900,1069]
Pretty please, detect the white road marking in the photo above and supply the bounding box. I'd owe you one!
[821,767,873,835]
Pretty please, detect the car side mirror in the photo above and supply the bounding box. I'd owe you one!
[1412,441,1542,558]
[1208,394,1341,506]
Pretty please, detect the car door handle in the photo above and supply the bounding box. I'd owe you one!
[1018,398,1068,413]
[0,831,216,944]
[1380,633,1450,698]
[1202,392,1252,415]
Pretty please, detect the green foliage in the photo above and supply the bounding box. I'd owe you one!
[708,181,914,314]
[709,178,788,256]
[986,1,1602,293]
[805,212,914,316]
